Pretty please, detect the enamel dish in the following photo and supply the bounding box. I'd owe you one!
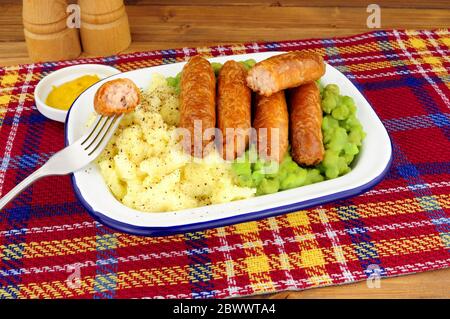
[65,52,392,236]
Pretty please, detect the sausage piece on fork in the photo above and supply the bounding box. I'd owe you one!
[94,78,141,116]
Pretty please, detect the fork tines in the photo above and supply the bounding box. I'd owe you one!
[81,115,122,156]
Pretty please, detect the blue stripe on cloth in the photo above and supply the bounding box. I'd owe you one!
[102,55,118,67]
[263,42,281,50]
[161,49,177,65]
[3,202,85,220]
[93,224,118,299]
[357,75,445,91]
[337,202,386,278]
[0,207,31,298]
[405,79,450,141]
[161,49,177,56]
[392,142,450,250]
[1,112,48,126]
[185,231,214,299]
[41,62,59,69]
[0,115,45,298]
[383,113,450,132]
[0,152,54,171]
[384,161,450,180]
[430,113,450,127]
[162,57,177,65]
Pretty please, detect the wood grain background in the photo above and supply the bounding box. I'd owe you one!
[0,0,449,65]
[0,0,449,298]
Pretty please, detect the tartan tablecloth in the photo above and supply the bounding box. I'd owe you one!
[0,29,449,299]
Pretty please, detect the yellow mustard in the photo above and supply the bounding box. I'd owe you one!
[45,74,100,110]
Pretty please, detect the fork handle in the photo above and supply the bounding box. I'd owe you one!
[0,166,48,211]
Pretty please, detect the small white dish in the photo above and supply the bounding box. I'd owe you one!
[66,52,392,236]
[34,64,120,123]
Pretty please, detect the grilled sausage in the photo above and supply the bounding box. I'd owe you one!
[179,56,216,157]
[217,60,252,160]
[246,51,325,96]
[289,82,324,166]
[253,91,289,163]
[94,78,140,116]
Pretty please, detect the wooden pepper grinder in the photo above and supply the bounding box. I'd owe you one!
[78,0,131,56]
[23,0,81,62]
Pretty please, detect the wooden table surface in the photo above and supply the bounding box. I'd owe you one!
[0,0,449,298]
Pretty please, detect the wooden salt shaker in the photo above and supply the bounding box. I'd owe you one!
[78,0,131,56]
[23,0,81,62]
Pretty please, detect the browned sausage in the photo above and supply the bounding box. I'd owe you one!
[289,82,324,166]
[246,51,325,96]
[179,56,216,157]
[217,60,251,160]
[94,78,140,116]
[253,91,289,163]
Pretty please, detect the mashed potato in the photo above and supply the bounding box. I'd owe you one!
[97,74,255,212]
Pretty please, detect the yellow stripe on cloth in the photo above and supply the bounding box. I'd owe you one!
[0,232,445,298]
[2,195,449,261]
[0,233,185,260]
[234,221,276,293]
[319,233,445,264]
[345,60,419,73]
[407,33,450,90]
[305,194,450,225]
[286,211,332,286]
[339,42,401,55]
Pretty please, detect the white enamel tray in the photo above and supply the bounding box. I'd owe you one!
[65,52,392,236]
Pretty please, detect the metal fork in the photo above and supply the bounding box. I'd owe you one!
[0,114,123,210]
